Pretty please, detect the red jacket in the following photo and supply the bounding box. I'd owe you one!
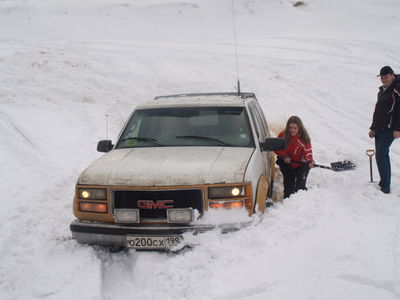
[275,131,313,168]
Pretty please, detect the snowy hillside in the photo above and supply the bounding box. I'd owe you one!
[1,0,400,299]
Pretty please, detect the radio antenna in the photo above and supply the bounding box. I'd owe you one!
[231,0,241,95]
[105,114,109,140]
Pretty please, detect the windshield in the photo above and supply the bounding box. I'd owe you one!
[116,106,255,148]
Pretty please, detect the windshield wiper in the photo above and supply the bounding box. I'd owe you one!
[176,135,233,147]
[119,137,164,146]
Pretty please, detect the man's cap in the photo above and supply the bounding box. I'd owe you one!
[377,66,394,77]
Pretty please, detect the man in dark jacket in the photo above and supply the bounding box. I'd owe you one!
[369,66,400,194]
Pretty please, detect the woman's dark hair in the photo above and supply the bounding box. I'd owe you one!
[284,116,311,144]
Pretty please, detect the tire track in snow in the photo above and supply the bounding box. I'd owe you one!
[336,273,400,299]
[96,248,137,299]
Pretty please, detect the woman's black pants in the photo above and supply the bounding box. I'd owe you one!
[278,163,310,198]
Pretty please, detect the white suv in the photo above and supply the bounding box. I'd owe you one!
[70,92,285,250]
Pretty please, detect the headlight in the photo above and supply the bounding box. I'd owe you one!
[208,186,244,199]
[78,188,107,200]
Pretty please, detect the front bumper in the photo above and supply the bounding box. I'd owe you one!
[70,220,247,248]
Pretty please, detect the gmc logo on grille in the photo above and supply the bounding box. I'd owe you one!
[137,200,174,209]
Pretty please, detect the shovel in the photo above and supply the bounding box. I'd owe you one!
[366,149,375,182]
[291,160,356,171]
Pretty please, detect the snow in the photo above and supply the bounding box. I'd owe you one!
[78,147,254,186]
[1,0,400,299]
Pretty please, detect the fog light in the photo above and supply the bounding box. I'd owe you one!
[209,200,244,209]
[167,209,193,223]
[224,200,243,208]
[79,202,107,213]
[209,202,224,209]
[115,209,139,223]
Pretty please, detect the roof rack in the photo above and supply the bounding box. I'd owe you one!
[154,92,256,100]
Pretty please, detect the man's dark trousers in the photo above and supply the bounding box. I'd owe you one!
[375,128,394,190]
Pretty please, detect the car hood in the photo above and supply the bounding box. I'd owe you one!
[78,147,254,186]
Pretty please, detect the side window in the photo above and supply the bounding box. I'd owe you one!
[247,105,259,139]
[248,102,266,141]
[253,101,270,138]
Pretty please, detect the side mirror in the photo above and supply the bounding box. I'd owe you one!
[261,138,286,151]
[97,140,114,153]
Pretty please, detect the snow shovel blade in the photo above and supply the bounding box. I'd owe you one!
[329,160,356,171]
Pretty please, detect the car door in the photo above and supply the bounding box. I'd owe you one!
[247,100,270,176]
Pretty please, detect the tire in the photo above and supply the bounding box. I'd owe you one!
[267,179,274,199]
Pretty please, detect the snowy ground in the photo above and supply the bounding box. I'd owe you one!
[1,0,400,299]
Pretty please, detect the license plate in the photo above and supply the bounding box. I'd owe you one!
[126,235,182,249]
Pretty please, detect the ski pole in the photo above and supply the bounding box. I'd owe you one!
[366,149,375,182]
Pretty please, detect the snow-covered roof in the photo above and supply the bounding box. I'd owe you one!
[136,92,256,109]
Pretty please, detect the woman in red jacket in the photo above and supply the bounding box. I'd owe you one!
[275,116,315,198]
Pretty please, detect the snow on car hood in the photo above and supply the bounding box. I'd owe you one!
[78,147,254,186]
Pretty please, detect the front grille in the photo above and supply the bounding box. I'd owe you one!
[113,189,203,220]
